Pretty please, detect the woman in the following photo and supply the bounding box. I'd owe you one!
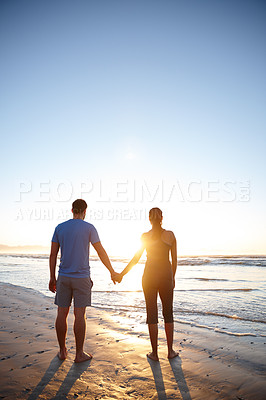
[117,207,178,361]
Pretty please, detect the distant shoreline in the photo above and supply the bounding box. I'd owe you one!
[0,244,50,253]
[0,247,265,260]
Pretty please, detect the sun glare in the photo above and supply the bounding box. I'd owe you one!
[119,262,144,291]
[125,152,136,160]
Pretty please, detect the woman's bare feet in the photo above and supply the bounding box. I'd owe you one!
[147,352,159,361]
[74,351,93,363]
[168,349,179,359]
[57,348,68,360]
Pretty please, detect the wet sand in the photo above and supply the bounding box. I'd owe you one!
[0,282,265,399]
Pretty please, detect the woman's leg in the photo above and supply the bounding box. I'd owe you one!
[148,323,159,361]
[164,322,178,358]
[159,283,179,358]
[143,281,159,360]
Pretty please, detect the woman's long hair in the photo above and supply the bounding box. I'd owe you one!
[149,208,163,239]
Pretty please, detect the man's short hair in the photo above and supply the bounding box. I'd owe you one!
[72,199,87,214]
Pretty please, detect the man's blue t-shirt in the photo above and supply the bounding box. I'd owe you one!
[51,219,100,278]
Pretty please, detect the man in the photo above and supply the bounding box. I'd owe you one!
[49,199,117,363]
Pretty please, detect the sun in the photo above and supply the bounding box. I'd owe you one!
[125,152,136,160]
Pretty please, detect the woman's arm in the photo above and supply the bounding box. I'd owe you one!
[170,233,177,279]
[119,242,145,280]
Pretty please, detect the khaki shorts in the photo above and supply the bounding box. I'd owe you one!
[55,275,92,308]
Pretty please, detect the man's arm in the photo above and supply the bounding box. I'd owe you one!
[49,241,60,293]
[92,241,118,283]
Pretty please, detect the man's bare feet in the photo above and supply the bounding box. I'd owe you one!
[147,352,159,361]
[168,350,179,359]
[74,351,93,363]
[57,348,68,360]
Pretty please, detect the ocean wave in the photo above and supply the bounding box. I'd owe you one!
[93,290,143,293]
[177,258,211,266]
[93,288,254,293]
[0,264,23,268]
[172,318,259,337]
[175,288,255,292]
[93,303,146,311]
[0,253,50,260]
[176,308,266,324]
[92,306,261,337]
[93,300,266,324]
[1,254,266,267]
[177,257,266,268]
[192,277,229,281]
[208,257,266,268]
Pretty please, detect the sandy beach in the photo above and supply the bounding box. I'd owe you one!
[0,282,265,400]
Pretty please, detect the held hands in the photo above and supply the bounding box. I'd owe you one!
[114,273,123,283]
[110,271,123,284]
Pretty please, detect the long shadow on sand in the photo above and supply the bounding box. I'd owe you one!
[27,357,91,400]
[147,358,167,400]
[54,360,91,399]
[27,356,63,400]
[169,356,192,400]
[147,356,192,400]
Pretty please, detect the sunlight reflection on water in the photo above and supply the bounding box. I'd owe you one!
[0,254,265,337]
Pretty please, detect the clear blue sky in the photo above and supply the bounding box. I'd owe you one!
[0,0,265,255]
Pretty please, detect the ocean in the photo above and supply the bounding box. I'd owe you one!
[0,254,265,338]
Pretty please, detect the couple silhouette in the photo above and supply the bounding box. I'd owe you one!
[49,199,178,363]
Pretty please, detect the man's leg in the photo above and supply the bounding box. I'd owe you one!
[143,283,159,361]
[73,307,92,363]
[55,306,69,360]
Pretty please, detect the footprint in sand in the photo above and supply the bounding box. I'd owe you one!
[22,363,32,369]
[36,350,50,354]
